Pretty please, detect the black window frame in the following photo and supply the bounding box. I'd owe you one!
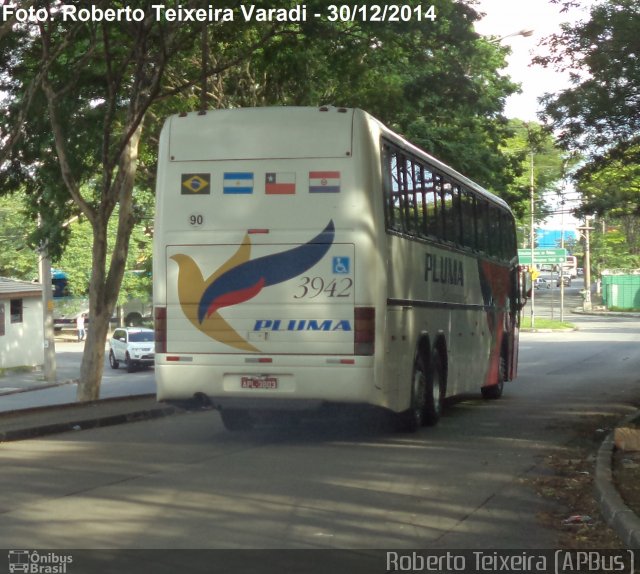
[381,138,516,263]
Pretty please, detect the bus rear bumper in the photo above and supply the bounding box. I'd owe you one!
[155,355,380,411]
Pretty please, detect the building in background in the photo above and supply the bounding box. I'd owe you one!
[0,277,44,370]
[536,228,578,248]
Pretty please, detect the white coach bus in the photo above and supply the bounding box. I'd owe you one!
[153,106,526,431]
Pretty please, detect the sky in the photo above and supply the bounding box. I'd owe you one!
[473,0,595,121]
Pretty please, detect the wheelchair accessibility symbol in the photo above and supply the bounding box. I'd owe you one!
[332,257,350,274]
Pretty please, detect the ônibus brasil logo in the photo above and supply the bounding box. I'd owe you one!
[8,551,73,574]
[172,221,335,351]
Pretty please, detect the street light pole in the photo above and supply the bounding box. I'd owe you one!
[577,218,595,311]
[530,151,535,330]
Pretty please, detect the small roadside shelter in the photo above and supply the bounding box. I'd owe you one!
[601,269,640,310]
[0,277,44,370]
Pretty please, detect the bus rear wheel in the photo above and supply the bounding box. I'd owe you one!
[481,354,506,400]
[397,354,429,432]
[424,350,445,426]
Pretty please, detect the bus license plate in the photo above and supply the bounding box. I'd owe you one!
[241,376,278,390]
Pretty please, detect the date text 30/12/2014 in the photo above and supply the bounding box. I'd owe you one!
[0,4,437,24]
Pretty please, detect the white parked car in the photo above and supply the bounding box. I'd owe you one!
[109,327,155,372]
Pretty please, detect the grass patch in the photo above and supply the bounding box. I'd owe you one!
[521,316,575,330]
[0,365,36,378]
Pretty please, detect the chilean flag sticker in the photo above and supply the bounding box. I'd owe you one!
[309,171,341,193]
[265,172,296,195]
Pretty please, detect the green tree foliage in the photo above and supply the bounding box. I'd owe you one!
[0,193,39,279]
[574,146,640,265]
[537,0,640,268]
[57,203,152,302]
[574,147,640,221]
[538,0,640,159]
[0,0,524,400]
[590,225,640,272]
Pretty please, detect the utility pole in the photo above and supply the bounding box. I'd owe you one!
[529,151,535,329]
[560,216,565,322]
[38,217,56,383]
[577,218,595,311]
[559,162,568,323]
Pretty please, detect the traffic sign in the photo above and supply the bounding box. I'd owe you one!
[518,248,567,265]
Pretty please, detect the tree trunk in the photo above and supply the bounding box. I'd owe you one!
[76,307,112,402]
[75,124,142,402]
[76,215,113,402]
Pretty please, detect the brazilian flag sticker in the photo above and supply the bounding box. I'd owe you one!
[181,173,211,195]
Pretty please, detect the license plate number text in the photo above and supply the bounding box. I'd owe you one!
[240,376,278,390]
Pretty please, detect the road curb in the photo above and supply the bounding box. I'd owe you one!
[572,309,640,318]
[520,328,577,333]
[0,379,76,396]
[595,413,640,549]
[0,395,181,442]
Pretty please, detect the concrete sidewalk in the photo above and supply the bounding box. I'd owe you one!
[0,394,180,442]
[596,415,640,549]
[0,340,88,396]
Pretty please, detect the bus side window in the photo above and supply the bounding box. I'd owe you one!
[433,174,446,241]
[491,205,507,259]
[452,183,464,247]
[509,218,518,260]
[461,189,477,251]
[423,169,437,238]
[385,149,424,238]
[392,151,403,231]
[402,157,420,235]
[414,161,428,237]
[501,211,513,261]
[382,146,399,232]
[476,198,489,254]
[443,179,463,246]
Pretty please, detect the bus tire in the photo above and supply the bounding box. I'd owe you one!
[482,353,506,400]
[396,353,429,433]
[221,409,254,431]
[423,349,445,426]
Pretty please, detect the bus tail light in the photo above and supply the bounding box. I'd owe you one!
[354,307,375,356]
[155,306,167,353]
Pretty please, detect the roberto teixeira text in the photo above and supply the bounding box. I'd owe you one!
[385,550,636,574]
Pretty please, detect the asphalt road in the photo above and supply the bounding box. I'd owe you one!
[530,274,586,319]
[0,341,156,412]
[0,313,639,554]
